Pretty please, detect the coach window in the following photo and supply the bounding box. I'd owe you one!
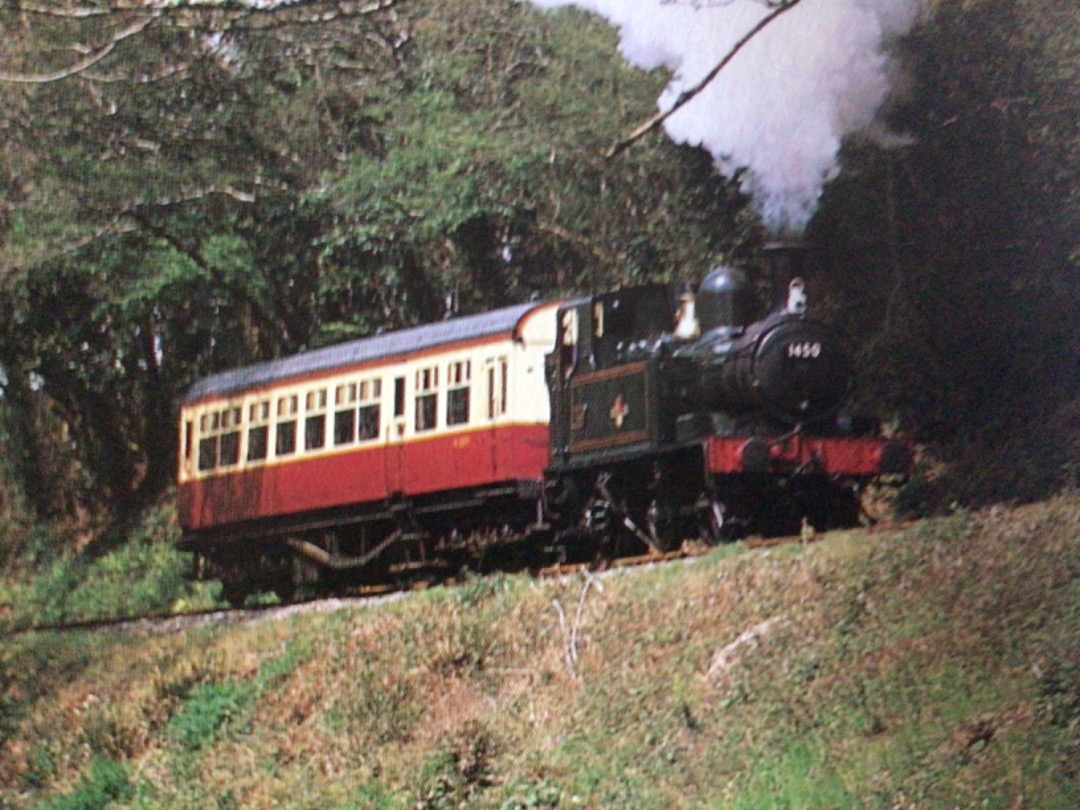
[198,406,241,471]
[276,394,298,456]
[415,366,438,432]
[197,411,219,471]
[184,419,194,466]
[486,357,509,419]
[247,400,271,462]
[334,383,357,446]
[447,360,471,426]
[219,406,241,467]
[393,376,406,419]
[358,378,382,441]
[305,388,328,451]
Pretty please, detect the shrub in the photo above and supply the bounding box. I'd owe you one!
[3,501,216,630]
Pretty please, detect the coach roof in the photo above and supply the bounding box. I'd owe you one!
[182,301,546,404]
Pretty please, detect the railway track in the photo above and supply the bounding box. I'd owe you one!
[3,528,844,638]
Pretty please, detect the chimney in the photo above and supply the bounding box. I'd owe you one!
[763,239,809,309]
[763,238,808,279]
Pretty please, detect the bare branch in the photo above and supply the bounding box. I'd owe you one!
[9,1,394,19]
[607,0,806,158]
[5,3,112,19]
[536,220,616,267]
[82,60,193,84]
[1,220,140,277]
[553,572,604,681]
[0,13,159,84]
[1,1,401,84]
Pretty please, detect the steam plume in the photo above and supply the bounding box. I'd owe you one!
[530,0,919,233]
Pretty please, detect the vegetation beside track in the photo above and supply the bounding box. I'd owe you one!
[1,496,1078,808]
[0,499,220,635]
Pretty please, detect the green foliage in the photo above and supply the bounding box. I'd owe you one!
[318,0,751,327]
[731,740,853,810]
[0,0,1073,575]
[39,756,133,810]
[0,409,34,568]
[22,744,58,790]
[499,779,563,809]
[0,0,756,529]
[350,783,409,810]
[814,0,1079,507]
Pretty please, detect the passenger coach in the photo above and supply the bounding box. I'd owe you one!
[178,301,562,598]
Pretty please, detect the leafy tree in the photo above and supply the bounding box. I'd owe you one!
[0,1,414,519]
[0,1,756,530]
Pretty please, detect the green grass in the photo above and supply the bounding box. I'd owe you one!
[0,495,1077,808]
[167,680,256,752]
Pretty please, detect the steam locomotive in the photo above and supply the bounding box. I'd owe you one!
[178,246,911,603]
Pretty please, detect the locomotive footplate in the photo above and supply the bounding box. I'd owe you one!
[706,434,912,477]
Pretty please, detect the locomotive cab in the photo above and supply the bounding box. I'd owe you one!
[546,285,681,466]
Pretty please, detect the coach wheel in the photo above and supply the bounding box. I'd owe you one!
[272,576,297,604]
[221,579,251,608]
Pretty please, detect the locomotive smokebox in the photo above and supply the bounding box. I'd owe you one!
[680,237,853,424]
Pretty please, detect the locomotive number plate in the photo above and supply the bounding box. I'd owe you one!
[787,341,822,359]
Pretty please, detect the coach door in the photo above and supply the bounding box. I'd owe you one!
[385,374,407,494]
[484,356,508,478]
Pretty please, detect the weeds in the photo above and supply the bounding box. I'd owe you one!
[499,779,562,809]
[1,501,218,632]
[326,666,421,745]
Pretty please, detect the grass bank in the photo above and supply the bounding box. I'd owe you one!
[1,496,1078,808]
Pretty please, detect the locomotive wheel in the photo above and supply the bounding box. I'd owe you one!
[646,500,683,553]
[697,497,729,545]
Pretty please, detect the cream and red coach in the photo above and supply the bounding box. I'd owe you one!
[178,301,562,595]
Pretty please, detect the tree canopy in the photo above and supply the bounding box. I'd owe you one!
[0,0,1076,542]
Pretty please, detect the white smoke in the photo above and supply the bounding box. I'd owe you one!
[530,0,920,233]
